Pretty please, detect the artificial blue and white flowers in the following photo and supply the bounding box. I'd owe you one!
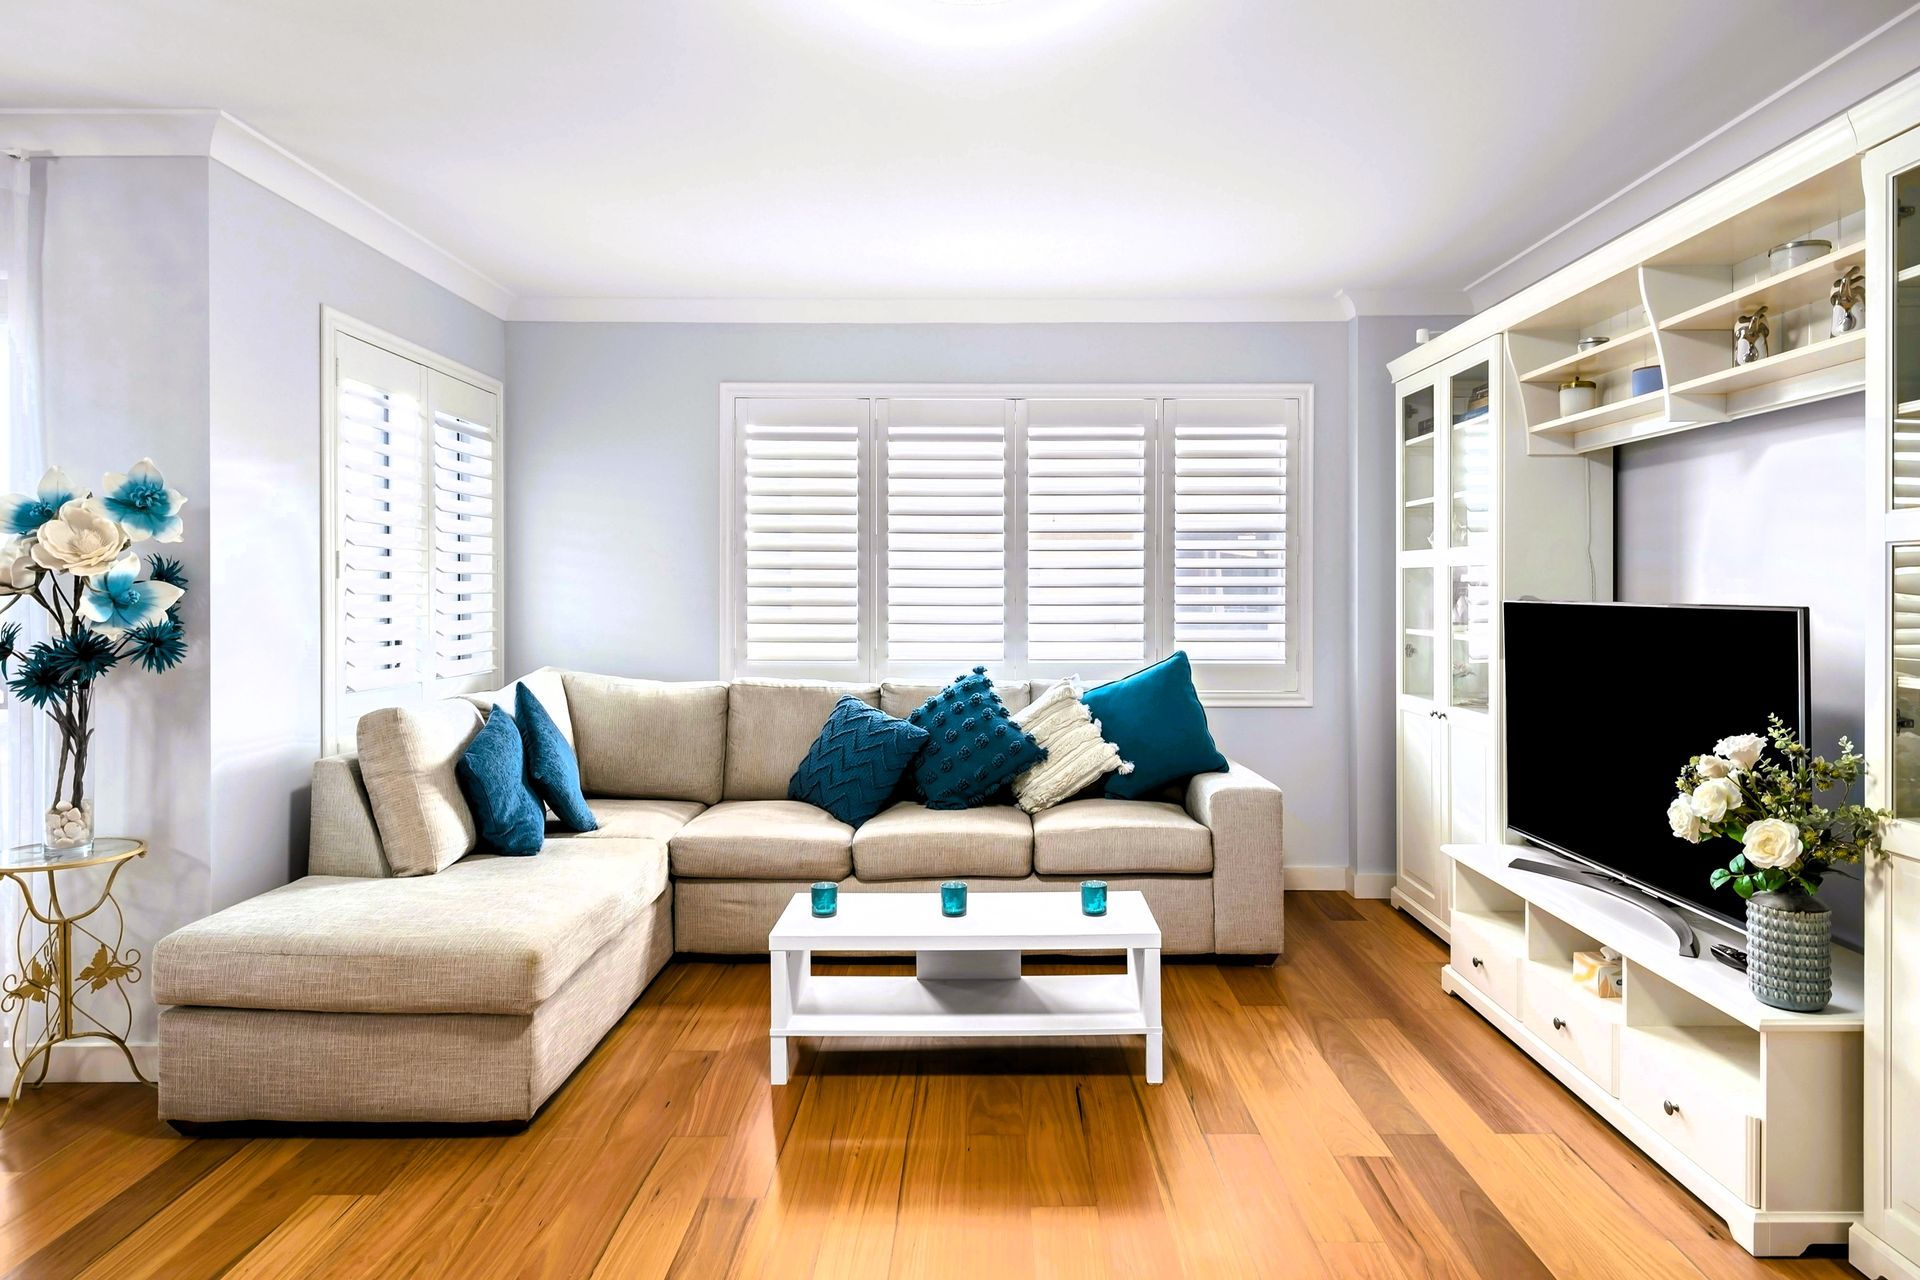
[100,459,185,543]
[0,459,192,849]
[79,555,185,636]
[0,468,77,538]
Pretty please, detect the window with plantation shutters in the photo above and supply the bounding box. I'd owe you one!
[724,384,1310,704]
[324,318,505,750]
[736,397,865,669]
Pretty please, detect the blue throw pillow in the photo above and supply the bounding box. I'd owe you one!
[789,696,930,827]
[515,683,597,833]
[1083,651,1227,799]
[455,706,546,856]
[908,667,1047,810]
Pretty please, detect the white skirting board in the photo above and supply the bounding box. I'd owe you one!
[1283,865,1349,890]
[1853,1225,1920,1280]
[0,1040,156,1090]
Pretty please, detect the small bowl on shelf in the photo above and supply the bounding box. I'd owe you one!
[1630,364,1663,397]
[1558,377,1598,416]
[1768,238,1833,272]
[1575,335,1610,354]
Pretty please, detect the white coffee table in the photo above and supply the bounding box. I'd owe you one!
[766,889,1163,1086]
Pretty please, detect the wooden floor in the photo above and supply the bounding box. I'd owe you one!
[0,893,1862,1279]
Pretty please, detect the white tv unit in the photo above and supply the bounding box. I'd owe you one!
[1442,843,1864,1257]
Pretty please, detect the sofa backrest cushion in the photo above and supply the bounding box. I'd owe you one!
[356,699,485,876]
[881,678,1031,720]
[563,673,728,803]
[464,667,574,745]
[724,679,882,800]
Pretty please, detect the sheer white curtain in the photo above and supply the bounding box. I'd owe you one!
[2,156,49,1079]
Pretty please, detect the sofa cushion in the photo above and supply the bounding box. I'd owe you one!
[881,678,1031,720]
[1010,678,1131,813]
[724,679,882,801]
[562,673,727,803]
[356,699,485,876]
[788,696,929,827]
[455,706,546,857]
[906,668,1046,810]
[572,798,705,843]
[464,668,574,745]
[669,800,853,880]
[1032,799,1213,875]
[851,803,1032,880]
[153,836,668,1016]
[517,683,596,832]
[1083,652,1227,799]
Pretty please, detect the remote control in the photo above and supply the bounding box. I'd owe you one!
[1710,942,1748,972]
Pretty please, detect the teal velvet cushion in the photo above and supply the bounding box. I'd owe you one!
[788,695,930,827]
[1083,651,1227,798]
[515,683,597,833]
[455,706,546,856]
[908,667,1046,810]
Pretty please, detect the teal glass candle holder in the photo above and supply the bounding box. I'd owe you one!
[810,881,838,917]
[940,880,968,917]
[1081,880,1108,916]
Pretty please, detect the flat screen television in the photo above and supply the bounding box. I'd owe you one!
[1503,600,1810,931]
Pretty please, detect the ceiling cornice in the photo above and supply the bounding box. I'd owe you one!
[1333,288,1472,321]
[508,295,1354,324]
[0,108,515,319]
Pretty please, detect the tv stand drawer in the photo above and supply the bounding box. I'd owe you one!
[1522,964,1618,1093]
[1451,913,1520,1014]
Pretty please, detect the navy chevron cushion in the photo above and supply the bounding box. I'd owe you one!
[788,696,931,827]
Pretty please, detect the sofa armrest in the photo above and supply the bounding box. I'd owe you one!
[1186,759,1284,954]
[310,754,392,879]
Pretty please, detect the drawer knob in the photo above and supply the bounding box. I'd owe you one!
[1662,1100,1679,1117]
[1470,957,1485,969]
[1551,1016,1567,1031]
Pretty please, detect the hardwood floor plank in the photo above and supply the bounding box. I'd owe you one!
[1380,1134,1554,1280]
[1159,966,1259,1135]
[1206,1132,1335,1280]
[1029,1206,1105,1280]
[590,1136,728,1279]
[222,1195,367,1280]
[1337,1154,1480,1280]
[667,1198,758,1280]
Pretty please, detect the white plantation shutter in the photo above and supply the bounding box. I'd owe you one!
[881,398,1009,665]
[738,397,865,667]
[334,335,430,717]
[1169,397,1295,664]
[428,371,500,688]
[1026,398,1151,663]
[326,324,505,749]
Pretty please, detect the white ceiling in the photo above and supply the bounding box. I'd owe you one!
[2,0,1912,308]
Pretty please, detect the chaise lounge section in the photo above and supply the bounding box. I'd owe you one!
[154,670,1284,1125]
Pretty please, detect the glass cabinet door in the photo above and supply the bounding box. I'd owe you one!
[1403,566,1434,700]
[1401,385,1436,553]
[1448,563,1492,710]
[1446,359,1493,554]
[1897,164,1920,510]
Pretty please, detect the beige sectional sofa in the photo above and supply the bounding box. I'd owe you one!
[155,670,1285,1125]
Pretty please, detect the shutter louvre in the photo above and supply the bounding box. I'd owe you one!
[335,369,428,698]
[884,398,1007,663]
[741,397,864,665]
[1171,398,1293,662]
[1026,399,1150,663]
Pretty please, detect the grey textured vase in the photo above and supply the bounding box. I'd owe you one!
[1745,889,1832,1012]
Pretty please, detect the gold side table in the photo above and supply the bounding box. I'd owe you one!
[0,838,152,1125]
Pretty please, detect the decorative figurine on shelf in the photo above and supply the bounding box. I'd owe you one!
[1734,306,1770,365]
[1667,716,1889,1012]
[0,462,190,853]
[1831,264,1866,337]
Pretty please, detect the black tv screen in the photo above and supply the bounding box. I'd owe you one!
[1503,600,1810,930]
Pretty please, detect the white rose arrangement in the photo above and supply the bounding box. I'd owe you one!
[1670,715,1887,901]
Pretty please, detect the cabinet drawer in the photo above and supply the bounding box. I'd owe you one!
[1521,965,1618,1094]
[1451,915,1519,1014]
[1619,1031,1762,1206]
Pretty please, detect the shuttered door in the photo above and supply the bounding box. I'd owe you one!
[881,398,1010,665]
[1169,397,1293,663]
[1026,398,1151,664]
[737,397,866,668]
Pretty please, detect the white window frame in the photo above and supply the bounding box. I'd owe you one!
[719,382,1312,707]
[320,308,506,752]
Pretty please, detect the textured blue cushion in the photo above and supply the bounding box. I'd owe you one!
[1083,651,1227,798]
[788,696,930,827]
[455,706,546,856]
[515,683,597,833]
[908,667,1047,811]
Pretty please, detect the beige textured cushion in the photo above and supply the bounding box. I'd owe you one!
[571,798,705,843]
[723,679,881,801]
[1032,799,1212,875]
[308,755,388,879]
[881,677,1031,720]
[852,803,1032,880]
[562,674,727,803]
[463,667,575,744]
[1010,679,1131,813]
[355,700,485,877]
[154,836,669,1016]
[669,800,853,880]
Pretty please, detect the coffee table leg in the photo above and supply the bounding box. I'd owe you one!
[1134,945,1163,1085]
[770,948,794,1086]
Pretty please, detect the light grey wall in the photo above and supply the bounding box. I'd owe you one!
[207,163,504,908]
[37,157,213,1041]
[506,321,1357,870]
[1348,315,1464,887]
[1614,397,1867,947]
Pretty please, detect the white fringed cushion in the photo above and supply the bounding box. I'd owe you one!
[1009,679,1132,814]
